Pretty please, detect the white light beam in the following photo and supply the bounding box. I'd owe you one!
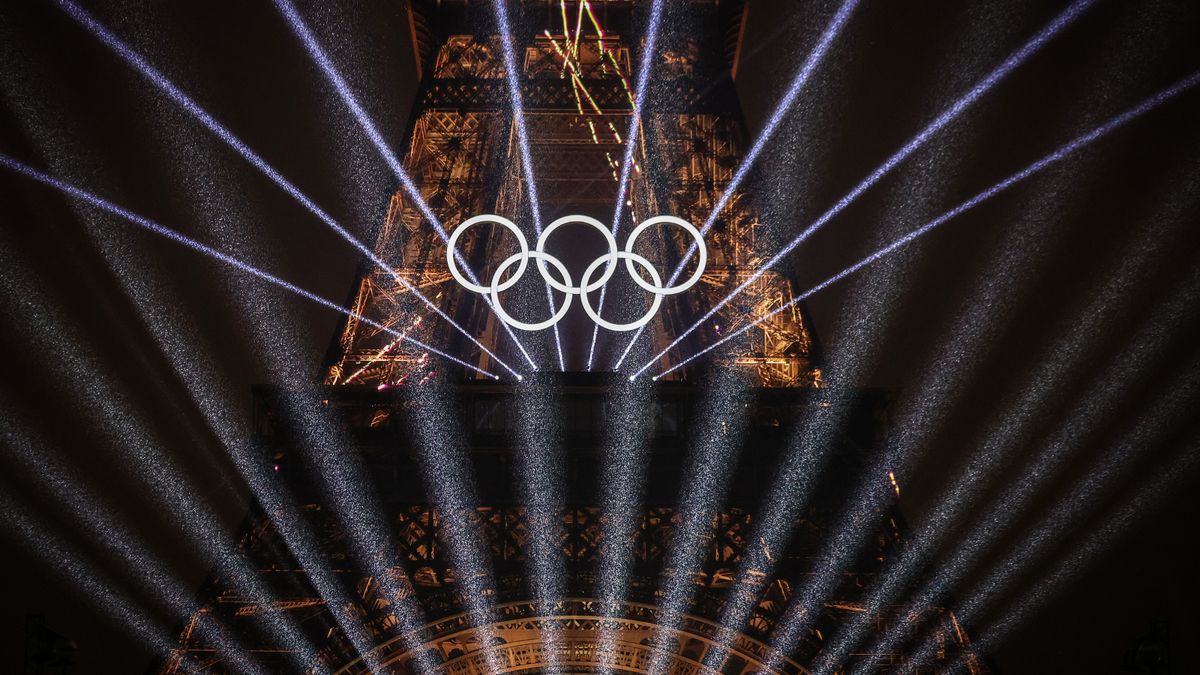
[0,153,502,381]
[648,69,1200,380]
[270,0,539,371]
[493,0,567,370]
[622,0,1097,373]
[53,0,521,379]
[585,0,665,371]
[613,0,862,370]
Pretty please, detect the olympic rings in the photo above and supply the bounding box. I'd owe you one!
[446,214,706,332]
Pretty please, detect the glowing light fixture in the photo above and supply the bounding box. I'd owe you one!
[447,214,706,332]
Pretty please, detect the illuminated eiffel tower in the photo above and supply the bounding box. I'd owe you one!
[161,2,986,673]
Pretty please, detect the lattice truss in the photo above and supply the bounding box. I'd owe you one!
[159,501,984,674]
[645,112,819,387]
[435,35,506,79]
[510,30,635,210]
[326,108,508,385]
[331,28,646,381]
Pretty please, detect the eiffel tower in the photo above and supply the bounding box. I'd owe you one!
[162,2,986,673]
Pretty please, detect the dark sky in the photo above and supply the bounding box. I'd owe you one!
[1,1,1199,673]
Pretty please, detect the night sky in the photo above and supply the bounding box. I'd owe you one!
[2,1,1199,673]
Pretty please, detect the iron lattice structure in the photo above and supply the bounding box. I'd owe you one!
[164,2,986,673]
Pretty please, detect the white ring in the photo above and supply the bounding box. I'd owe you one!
[447,213,706,332]
[488,251,573,331]
[536,214,620,295]
[446,214,528,294]
[579,252,663,331]
[624,215,707,296]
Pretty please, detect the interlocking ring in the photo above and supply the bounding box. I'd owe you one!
[446,214,706,332]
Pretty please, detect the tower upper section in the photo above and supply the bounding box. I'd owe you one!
[326,1,821,387]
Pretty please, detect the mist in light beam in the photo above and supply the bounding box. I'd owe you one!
[52,0,520,379]
[650,68,1200,380]
[0,153,500,381]
[612,0,861,370]
[271,0,539,371]
[626,0,1097,374]
[222,258,440,672]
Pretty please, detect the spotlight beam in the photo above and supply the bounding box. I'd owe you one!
[512,378,569,675]
[594,377,656,675]
[811,228,1197,673]
[0,495,196,670]
[53,0,521,379]
[759,450,894,672]
[0,153,502,381]
[407,384,508,675]
[584,0,664,371]
[944,444,1200,673]
[492,0,567,371]
[269,390,437,675]
[1,417,265,674]
[842,275,1199,674]
[270,0,539,371]
[620,0,1096,373]
[649,69,1200,380]
[696,391,851,673]
[901,374,1198,671]
[645,369,756,675]
[611,0,859,370]
[697,0,861,233]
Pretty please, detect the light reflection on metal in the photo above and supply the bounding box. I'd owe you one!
[332,599,803,675]
[613,0,860,373]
